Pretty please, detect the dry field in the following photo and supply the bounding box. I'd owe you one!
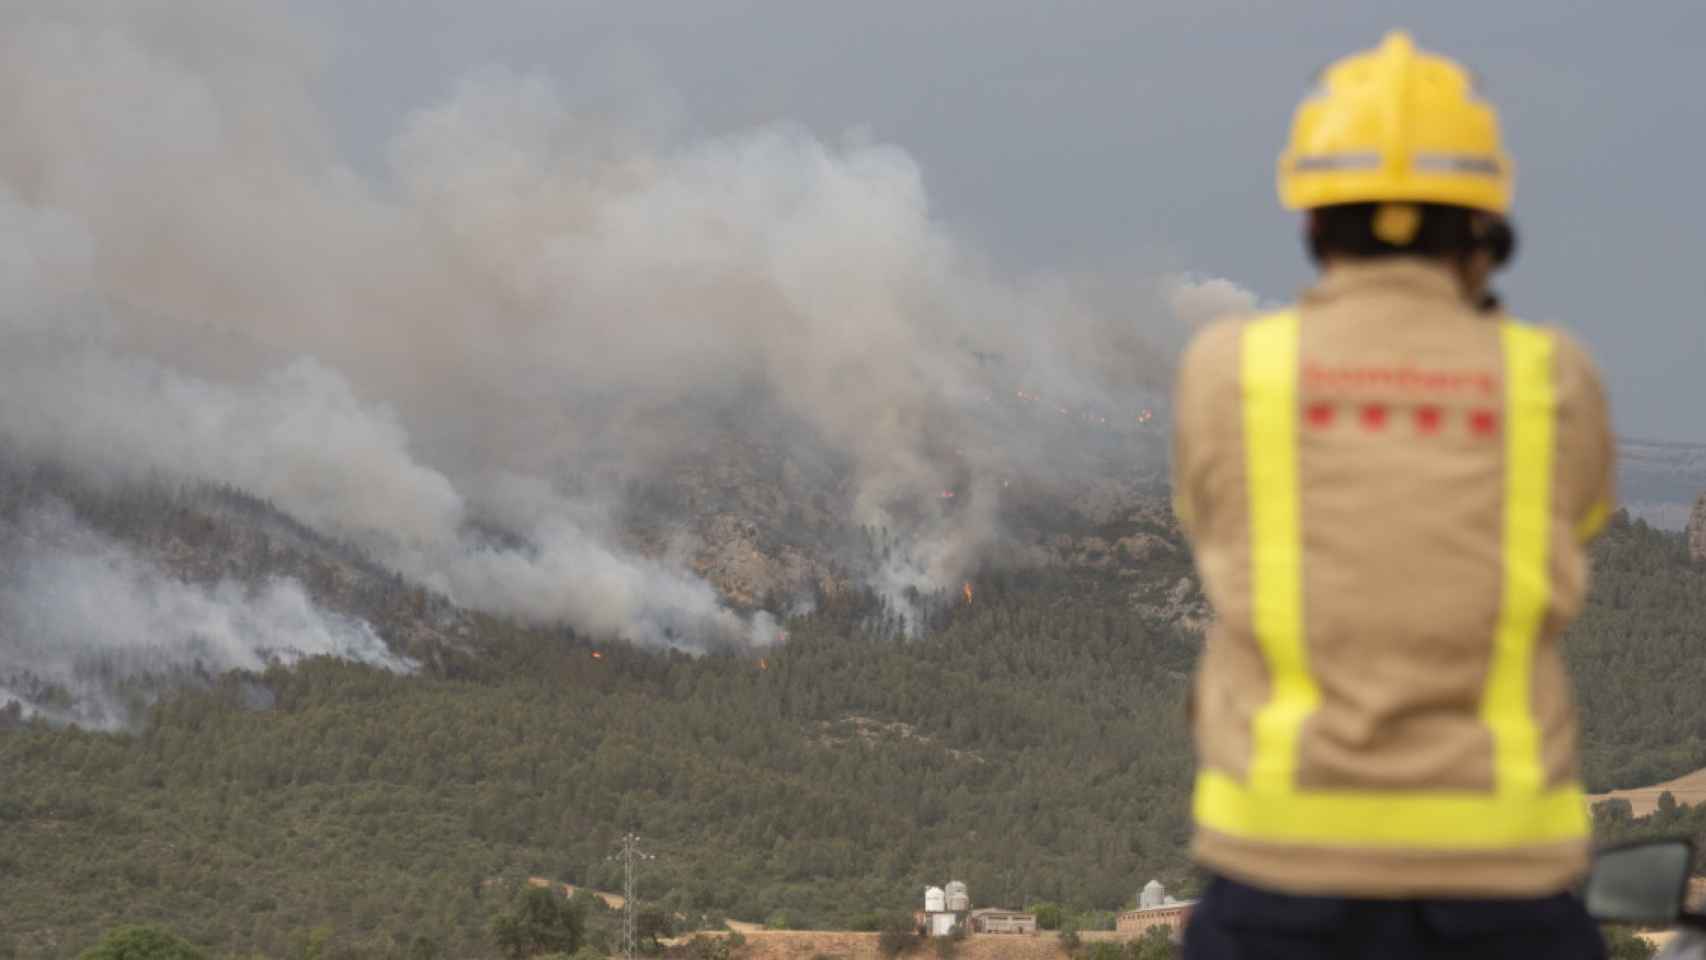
[1588,766,1706,817]
[693,930,1089,960]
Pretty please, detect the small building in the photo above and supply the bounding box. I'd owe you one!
[920,880,969,936]
[945,881,971,913]
[1116,879,1195,938]
[969,908,1037,935]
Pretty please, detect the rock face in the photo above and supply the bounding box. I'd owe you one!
[1688,492,1706,562]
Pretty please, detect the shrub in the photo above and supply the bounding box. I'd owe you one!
[877,917,920,960]
[1075,942,1123,960]
[1028,904,1063,931]
[491,886,584,960]
[1058,925,1081,952]
[78,925,206,960]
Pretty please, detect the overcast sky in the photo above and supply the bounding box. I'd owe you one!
[295,0,1706,441]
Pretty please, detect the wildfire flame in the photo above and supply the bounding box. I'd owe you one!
[1014,386,1144,433]
[758,658,769,671]
[963,582,974,604]
[940,489,956,499]
[591,651,604,660]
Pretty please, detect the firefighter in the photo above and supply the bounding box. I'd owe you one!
[1171,31,1615,959]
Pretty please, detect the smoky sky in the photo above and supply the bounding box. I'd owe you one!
[7,0,1692,717]
[299,0,1706,443]
[0,1,1245,652]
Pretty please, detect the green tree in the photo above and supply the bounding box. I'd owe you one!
[492,887,584,960]
[1126,927,1178,960]
[78,926,207,960]
[636,907,674,950]
[1029,903,1063,931]
[1602,927,1656,960]
[877,914,920,958]
[568,890,608,918]
[1059,924,1082,952]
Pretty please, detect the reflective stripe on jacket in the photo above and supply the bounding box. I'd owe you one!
[1171,259,1615,897]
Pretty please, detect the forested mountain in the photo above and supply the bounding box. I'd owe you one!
[1569,511,1706,790]
[1,464,1703,958]
[2,568,1199,957]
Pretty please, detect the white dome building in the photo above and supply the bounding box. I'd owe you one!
[945,881,970,913]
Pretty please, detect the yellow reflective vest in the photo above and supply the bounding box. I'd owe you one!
[1171,259,1615,897]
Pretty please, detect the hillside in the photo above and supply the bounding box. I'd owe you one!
[1,465,1704,957]
[0,464,1204,958]
[1566,511,1706,790]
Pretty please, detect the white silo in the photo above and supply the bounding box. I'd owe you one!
[1140,879,1165,909]
[945,880,970,912]
[925,886,946,913]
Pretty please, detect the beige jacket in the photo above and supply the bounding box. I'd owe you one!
[1173,259,1614,897]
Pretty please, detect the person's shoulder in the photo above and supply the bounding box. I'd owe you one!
[1179,309,1269,379]
[1520,320,1605,387]
[1499,317,1607,407]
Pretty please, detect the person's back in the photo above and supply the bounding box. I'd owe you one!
[1172,31,1614,959]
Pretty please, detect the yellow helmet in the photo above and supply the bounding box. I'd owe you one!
[1278,31,1512,214]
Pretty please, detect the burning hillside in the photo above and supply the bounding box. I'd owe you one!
[0,0,1251,724]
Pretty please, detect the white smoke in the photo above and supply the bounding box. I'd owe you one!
[0,1,1247,649]
[0,502,411,730]
[1167,275,1262,330]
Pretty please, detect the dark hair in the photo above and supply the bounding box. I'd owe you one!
[1307,202,1515,267]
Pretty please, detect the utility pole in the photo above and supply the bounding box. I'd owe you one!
[612,833,653,960]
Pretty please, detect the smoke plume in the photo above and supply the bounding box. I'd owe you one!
[0,501,411,730]
[0,1,1252,653]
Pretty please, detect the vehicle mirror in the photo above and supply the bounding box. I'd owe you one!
[1585,839,1694,925]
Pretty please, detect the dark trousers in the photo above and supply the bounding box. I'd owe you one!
[1182,874,1608,960]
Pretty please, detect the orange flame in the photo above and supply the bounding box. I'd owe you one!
[963,582,974,605]
[940,489,956,499]
[591,651,604,660]
[758,658,769,671]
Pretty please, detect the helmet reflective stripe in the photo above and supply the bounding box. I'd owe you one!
[1190,310,1589,848]
[1290,153,1382,172]
[1412,153,1505,176]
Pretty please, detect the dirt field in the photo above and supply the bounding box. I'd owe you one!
[1588,766,1706,817]
[703,930,1086,960]
[526,878,627,910]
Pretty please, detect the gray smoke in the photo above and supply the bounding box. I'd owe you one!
[0,501,411,730]
[0,1,1252,648]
